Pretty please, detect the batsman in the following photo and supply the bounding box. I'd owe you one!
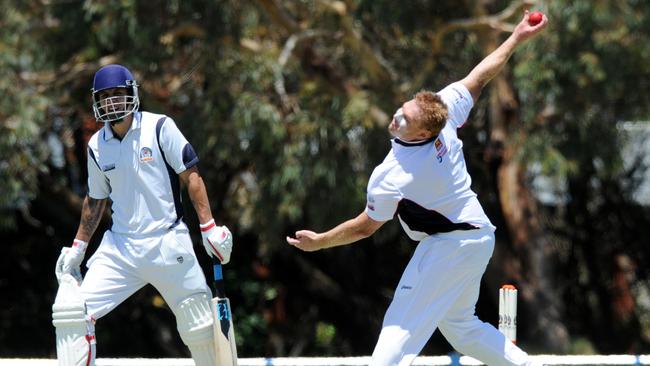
[288,11,547,366]
[52,64,233,365]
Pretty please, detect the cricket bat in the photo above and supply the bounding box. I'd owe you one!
[211,257,238,366]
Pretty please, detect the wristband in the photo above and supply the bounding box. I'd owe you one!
[200,219,216,232]
[72,239,89,252]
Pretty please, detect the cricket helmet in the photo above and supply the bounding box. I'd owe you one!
[91,64,140,124]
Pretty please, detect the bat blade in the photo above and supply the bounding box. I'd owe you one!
[211,297,238,365]
[212,260,238,366]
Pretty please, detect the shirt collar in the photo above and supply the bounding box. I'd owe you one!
[102,112,142,141]
[392,136,436,147]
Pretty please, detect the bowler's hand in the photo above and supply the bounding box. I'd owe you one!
[513,10,548,43]
[286,230,324,252]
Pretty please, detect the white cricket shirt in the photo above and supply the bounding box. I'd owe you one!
[86,111,199,235]
[365,82,495,241]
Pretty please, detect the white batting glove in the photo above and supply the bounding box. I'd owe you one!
[200,219,233,264]
[55,239,88,284]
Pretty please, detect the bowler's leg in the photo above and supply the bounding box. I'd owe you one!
[370,239,466,366]
[437,237,538,366]
[438,275,532,366]
[371,229,498,366]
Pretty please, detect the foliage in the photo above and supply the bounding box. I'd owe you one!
[0,3,50,229]
[513,0,650,352]
[1,0,650,358]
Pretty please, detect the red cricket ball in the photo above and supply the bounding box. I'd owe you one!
[528,11,544,26]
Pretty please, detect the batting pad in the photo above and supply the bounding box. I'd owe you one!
[175,293,216,366]
[52,274,96,366]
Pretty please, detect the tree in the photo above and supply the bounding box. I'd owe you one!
[1,0,650,358]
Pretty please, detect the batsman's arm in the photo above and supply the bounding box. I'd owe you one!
[460,10,548,102]
[287,212,386,252]
[75,196,108,242]
[182,166,234,263]
[181,166,214,224]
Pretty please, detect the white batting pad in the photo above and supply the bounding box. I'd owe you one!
[52,274,96,366]
[175,293,216,366]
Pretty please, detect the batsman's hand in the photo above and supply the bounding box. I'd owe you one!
[200,219,233,264]
[55,239,88,284]
[286,230,324,252]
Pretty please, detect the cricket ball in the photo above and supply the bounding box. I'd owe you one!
[528,11,543,26]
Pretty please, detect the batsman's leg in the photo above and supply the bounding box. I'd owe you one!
[52,274,96,366]
[174,292,216,366]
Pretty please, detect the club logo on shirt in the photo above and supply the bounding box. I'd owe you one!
[454,88,465,103]
[139,147,154,162]
[367,194,375,211]
[434,137,448,163]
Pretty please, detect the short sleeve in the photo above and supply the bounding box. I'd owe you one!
[157,117,199,174]
[437,82,474,129]
[365,178,401,222]
[87,148,110,199]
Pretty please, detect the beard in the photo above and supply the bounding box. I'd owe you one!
[109,116,126,125]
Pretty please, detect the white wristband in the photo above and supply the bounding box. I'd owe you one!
[72,239,88,252]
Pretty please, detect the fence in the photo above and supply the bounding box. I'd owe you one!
[1,355,649,366]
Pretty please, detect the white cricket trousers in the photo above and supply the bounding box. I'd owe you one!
[80,225,211,320]
[370,228,534,366]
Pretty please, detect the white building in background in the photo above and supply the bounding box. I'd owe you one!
[528,161,569,206]
[618,121,650,206]
[529,121,650,207]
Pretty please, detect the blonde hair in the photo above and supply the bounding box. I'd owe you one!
[414,91,448,135]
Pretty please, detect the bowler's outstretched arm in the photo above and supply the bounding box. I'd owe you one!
[287,212,386,252]
[460,11,548,102]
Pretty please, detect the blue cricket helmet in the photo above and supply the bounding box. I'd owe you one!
[91,64,140,124]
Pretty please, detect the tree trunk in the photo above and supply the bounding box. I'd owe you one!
[480,29,570,352]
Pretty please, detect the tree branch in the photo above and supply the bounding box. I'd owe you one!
[255,0,300,34]
[274,29,331,113]
[410,0,534,90]
[316,0,397,85]
[20,55,119,93]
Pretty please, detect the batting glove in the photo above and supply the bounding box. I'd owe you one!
[55,239,88,284]
[200,219,233,264]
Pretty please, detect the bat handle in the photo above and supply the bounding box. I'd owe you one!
[212,256,222,269]
[212,256,226,298]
